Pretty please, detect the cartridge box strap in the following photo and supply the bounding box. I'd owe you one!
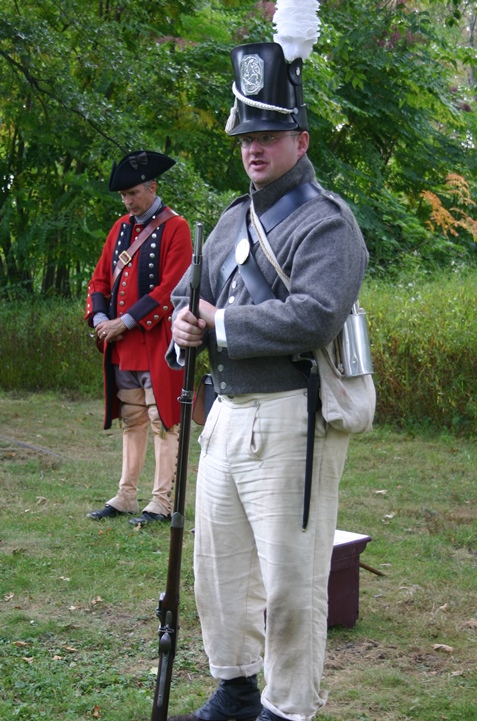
[112,207,178,283]
[215,182,321,298]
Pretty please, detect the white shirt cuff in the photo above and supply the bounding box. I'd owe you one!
[215,309,227,347]
[93,312,109,327]
[174,343,185,366]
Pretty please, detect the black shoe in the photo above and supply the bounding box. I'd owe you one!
[87,505,125,520]
[128,511,171,526]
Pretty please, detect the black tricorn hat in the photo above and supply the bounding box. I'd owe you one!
[108,150,175,192]
[225,42,308,136]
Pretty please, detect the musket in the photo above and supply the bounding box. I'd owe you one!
[151,221,204,721]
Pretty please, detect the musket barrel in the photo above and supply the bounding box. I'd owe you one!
[151,221,204,721]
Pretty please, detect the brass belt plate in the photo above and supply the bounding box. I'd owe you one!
[235,237,250,265]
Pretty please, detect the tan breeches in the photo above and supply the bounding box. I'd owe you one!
[106,387,178,516]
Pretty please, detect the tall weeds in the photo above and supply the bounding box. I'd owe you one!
[1,269,476,433]
[0,299,102,398]
[362,267,476,433]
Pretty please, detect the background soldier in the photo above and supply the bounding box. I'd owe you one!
[86,150,191,526]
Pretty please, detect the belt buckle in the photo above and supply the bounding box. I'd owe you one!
[118,250,132,265]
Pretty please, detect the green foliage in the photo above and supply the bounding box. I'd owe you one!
[1,267,477,435]
[0,299,102,396]
[0,0,235,298]
[308,0,477,267]
[0,297,211,398]
[0,0,476,297]
[362,267,477,434]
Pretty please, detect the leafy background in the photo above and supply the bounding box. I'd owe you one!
[0,0,476,298]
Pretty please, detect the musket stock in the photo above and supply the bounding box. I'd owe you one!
[151,222,204,721]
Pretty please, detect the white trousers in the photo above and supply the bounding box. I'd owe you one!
[194,389,350,721]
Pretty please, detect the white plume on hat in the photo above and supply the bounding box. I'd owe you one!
[272,0,321,62]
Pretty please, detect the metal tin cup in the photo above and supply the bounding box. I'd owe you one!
[337,303,374,377]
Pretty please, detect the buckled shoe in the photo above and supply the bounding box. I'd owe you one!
[86,505,125,521]
[128,511,171,526]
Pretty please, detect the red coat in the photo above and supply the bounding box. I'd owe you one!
[85,208,191,430]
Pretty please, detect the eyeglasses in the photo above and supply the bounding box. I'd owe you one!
[237,132,301,149]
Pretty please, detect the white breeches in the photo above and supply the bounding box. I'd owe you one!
[193,389,350,721]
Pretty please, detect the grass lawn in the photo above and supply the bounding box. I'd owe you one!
[0,393,476,721]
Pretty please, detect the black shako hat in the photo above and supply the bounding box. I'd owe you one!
[225,42,308,136]
[108,150,175,192]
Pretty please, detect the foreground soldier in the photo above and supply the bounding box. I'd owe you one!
[168,27,370,721]
[85,150,191,526]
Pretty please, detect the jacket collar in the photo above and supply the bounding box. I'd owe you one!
[250,155,316,216]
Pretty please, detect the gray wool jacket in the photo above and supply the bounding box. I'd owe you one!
[171,155,369,396]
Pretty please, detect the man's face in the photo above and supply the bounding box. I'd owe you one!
[240,131,309,189]
[119,181,156,217]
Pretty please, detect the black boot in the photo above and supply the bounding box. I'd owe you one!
[168,675,262,721]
